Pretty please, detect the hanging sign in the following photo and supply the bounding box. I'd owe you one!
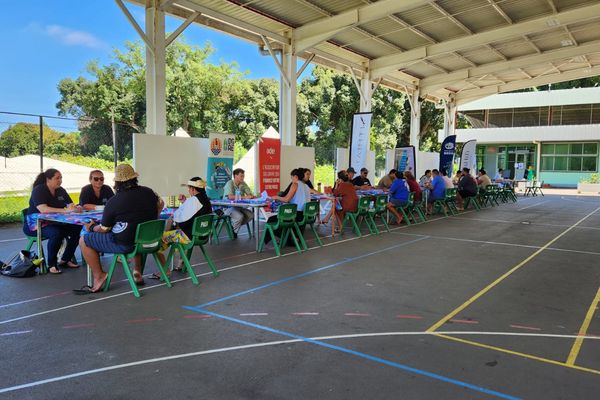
[258,137,281,196]
[206,132,235,199]
[349,112,372,170]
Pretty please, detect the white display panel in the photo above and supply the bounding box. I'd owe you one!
[133,134,208,196]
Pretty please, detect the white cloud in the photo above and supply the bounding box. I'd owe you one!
[26,22,109,50]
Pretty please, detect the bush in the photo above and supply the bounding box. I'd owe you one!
[0,193,81,224]
[314,164,335,188]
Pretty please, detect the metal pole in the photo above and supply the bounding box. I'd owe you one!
[111,113,118,168]
[39,116,44,172]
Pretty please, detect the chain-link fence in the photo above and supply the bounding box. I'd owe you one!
[0,111,136,222]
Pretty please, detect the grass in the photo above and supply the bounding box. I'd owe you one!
[0,193,81,224]
[313,164,335,188]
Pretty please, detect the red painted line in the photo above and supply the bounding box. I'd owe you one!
[449,319,479,325]
[127,317,162,324]
[183,314,211,319]
[292,312,319,316]
[344,313,371,317]
[396,315,423,319]
[62,323,96,329]
[510,324,541,331]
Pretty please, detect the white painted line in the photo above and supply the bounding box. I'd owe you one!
[292,312,319,316]
[240,313,269,316]
[0,330,32,337]
[518,201,550,211]
[1,330,598,394]
[0,237,26,243]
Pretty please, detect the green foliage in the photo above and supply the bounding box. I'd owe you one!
[95,144,115,161]
[234,141,247,164]
[0,193,81,224]
[579,173,599,184]
[0,123,81,158]
[51,154,125,170]
[313,164,335,188]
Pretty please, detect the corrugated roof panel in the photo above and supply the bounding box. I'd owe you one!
[490,38,534,58]
[379,29,433,51]
[403,61,445,78]
[500,0,553,22]
[436,0,485,15]
[413,20,468,43]
[569,20,600,43]
[308,0,365,15]
[397,2,444,27]
[426,54,474,71]
[534,34,575,52]
[459,46,503,64]
[449,5,507,33]
[235,0,324,27]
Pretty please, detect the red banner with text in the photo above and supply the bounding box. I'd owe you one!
[258,137,281,196]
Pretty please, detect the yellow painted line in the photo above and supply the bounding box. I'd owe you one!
[434,333,600,376]
[427,206,600,333]
[566,287,600,366]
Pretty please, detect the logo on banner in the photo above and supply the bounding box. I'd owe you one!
[210,137,222,156]
[444,142,454,151]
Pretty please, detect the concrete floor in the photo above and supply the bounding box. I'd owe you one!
[0,194,599,399]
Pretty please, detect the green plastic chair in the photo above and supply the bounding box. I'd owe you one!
[296,201,323,249]
[394,193,416,225]
[410,193,427,223]
[166,214,218,285]
[212,213,252,244]
[444,188,459,215]
[431,192,448,216]
[258,204,303,256]
[104,219,171,298]
[21,209,48,272]
[464,194,481,211]
[340,197,377,237]
[369,195,390,233]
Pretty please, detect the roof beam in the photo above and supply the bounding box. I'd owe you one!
[293,0,433,53]
[370,2,600,78]
[420,39,600,94]
[455,65,600,104]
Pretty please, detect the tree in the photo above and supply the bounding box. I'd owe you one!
[0,123,80,157]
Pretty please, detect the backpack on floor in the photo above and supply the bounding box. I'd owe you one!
[0,250,39,278]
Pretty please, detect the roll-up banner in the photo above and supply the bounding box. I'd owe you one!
[349,112,372,170]
[460,139,477,176]
[439,135,456,177]
[394,146,416,175]
[207,132,235,199]
[258,137,281,196]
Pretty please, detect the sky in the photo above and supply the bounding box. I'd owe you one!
[0,0,309,132]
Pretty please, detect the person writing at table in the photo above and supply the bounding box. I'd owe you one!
[23,168,83,274]
[79,170,114,211]
[78,164,163,293]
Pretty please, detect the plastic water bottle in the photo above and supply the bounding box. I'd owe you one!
[235,188,241,201]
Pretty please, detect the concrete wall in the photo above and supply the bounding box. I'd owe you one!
[439,124,600,144]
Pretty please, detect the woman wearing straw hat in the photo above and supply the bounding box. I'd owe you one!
[150,176,212,280]
[77,164,163,294]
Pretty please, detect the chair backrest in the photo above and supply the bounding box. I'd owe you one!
[374,195,388,212]
[534,180,543,188]
[191,214,215,245]
[276,203,298,227]
[132,219,166,255]
[356,197,371,215]
[300,201,319,224]
[20,208,27,224]
[444,188,456,200]
[406,191,415,206]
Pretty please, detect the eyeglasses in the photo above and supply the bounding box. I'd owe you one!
[92,177,104,182]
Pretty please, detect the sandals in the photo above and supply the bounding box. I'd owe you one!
[132,271,145,286]
[149,272,171,280]
[72,285,101,295]
[59,261,80,269]
[48,266,62,274]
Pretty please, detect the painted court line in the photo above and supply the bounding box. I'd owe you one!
[509,324,541,331]
[292,312,319,316]
[186,309,520,400]
[2,330,598,394]
[427,206,600,333]
[566,287,600,366]
[0,330,32,337]
[240,313,269,316]
[193,236,429,309]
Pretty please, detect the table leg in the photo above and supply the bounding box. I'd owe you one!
[37,218,45,274]
[254,207,260,252]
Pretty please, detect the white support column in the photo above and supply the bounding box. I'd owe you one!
[409,88,421,150]
[279,46,297,146]
[359,72,373,112]
[145,2,167,135]
[442,98,457,138]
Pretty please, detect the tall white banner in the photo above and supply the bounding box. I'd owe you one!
[460,139,477,176]
[349,112,372,170]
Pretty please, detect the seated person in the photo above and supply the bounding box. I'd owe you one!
[386,171,410,224]
[333,170,358,229]
[280,167,320,196]
[477,169,492,193]
[352,167,373,189]
[419,170,432,188]
[404,171,422,203]
[377,169,396,190]
[266,169,310,243]
[427,169,446,214]
[456,168,478,210]
[494,168,504,182]
[24,168,82,274]
[222,168,255,238]
[79,164,163,293]
[441,169,454,189]
[346,167,357,186]
[79,170,114,211]
[152,177,212,279]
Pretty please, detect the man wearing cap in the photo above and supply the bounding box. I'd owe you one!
[78,164,163,293]
[222,168,255,238]
[351,167,373,189]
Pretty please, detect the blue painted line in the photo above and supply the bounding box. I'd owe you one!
[184,307,520,400]
[194,236,429,309]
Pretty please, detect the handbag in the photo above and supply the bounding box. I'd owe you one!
[0,250,39,278]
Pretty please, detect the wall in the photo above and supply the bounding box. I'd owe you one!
[439,124,600,144]
[280,145,315,190]
[539,171,596,187]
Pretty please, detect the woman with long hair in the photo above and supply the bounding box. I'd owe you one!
[24,168,82,274]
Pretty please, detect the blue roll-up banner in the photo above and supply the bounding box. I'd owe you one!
[394,146,416,175]
[439,135,456,177]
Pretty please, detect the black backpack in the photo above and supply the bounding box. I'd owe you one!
[0,250,38,278]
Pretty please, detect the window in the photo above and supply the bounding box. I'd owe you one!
[541,142,598,172]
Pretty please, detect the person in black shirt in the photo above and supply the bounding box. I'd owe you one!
[23,168,83,274]
[79,164,163,292]
[79,170,114,210]
[280,167,320,196]
[456,167,478,210]
[352,167,373,189]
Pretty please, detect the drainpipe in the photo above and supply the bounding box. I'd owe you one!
[533,140,541,183]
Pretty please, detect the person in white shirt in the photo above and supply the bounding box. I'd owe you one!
[494,168,505,182]
[441,169,454,189]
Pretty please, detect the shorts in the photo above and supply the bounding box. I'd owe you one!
[390,198,408,208]
[458,190,476,198]
[83,232,134,254]
[160,229,190,251]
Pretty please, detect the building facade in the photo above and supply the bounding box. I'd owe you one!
[441,87,600,187]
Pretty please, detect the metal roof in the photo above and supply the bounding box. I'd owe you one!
[127,0,600,104]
